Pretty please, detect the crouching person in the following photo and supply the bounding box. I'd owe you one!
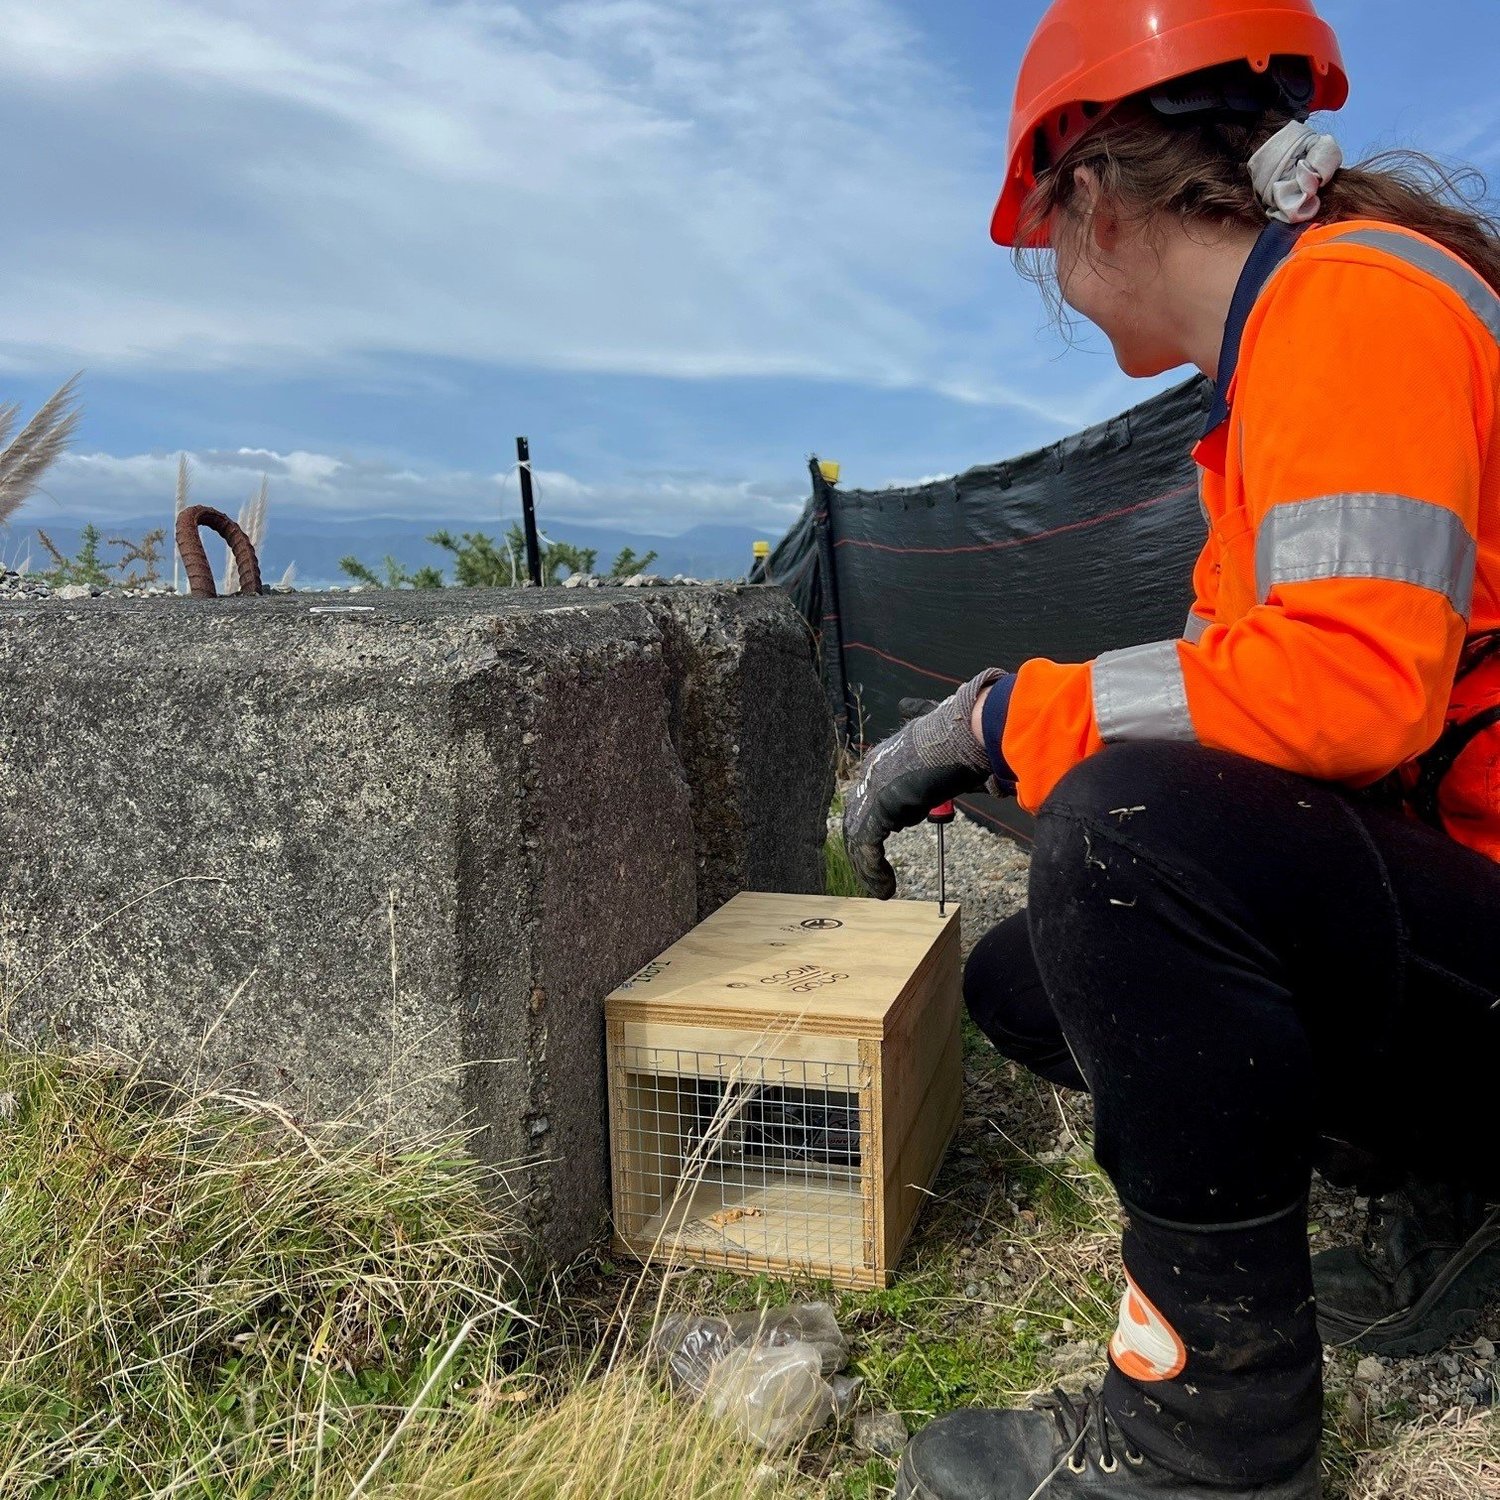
[843,2,1500,1493]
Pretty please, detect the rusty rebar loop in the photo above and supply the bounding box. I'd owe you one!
[175,505,264,597]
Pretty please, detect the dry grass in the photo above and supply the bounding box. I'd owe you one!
[387,1365,801,1499]
[0,376,82,526]
[1347,1410,1500,1498]
[0,1044,820,1500]
[0,1047,525,1497]
[222,475,269,594]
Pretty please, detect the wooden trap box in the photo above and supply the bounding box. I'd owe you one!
[605,892,961,1289]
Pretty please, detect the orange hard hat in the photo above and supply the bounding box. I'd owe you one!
[992,0,1349,247]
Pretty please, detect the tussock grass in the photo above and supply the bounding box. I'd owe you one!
[822,831,865,900]
[0,376,81,527]
[387,1365,801,1499]
[0,1048,523,1498]
[0,1047,810,1500]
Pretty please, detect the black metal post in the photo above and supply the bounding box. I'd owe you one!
[809,456,854,749]
[516,436,543,587]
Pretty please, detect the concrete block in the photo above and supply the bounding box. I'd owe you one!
[0,585,832,1260]
[644,588,834,918]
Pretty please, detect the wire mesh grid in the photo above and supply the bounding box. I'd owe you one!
[614,1045,874,1276]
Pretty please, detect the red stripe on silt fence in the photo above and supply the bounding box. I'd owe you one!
[832,483,1195,557]
[842,642,966,688]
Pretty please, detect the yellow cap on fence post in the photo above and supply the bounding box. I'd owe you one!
[752,541,771,560]
[817,460,841,486]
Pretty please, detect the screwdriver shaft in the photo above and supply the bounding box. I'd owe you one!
[939,821,947,916]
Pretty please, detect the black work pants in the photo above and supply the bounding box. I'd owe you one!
[964,743,1500,1484]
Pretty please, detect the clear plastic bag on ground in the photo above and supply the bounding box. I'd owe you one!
[830,1373,864,1421]
[649,1302,849,1449]
[651,1313,740,1395]
[701,1340,837,1450]
[649,1302,847,1393]
[724,1302,847,1377]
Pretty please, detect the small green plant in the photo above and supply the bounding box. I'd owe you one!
[338,553,447,589]
[828,1458,897,1500]
[37,525,168,590]
[340,526,658,589]
[823,829,865,898]
[37,523,111,588]
[107,528,167,588]
[608,544,658,580]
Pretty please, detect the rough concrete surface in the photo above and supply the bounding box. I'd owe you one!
[644,590,832,918]
[0,585,834,1260]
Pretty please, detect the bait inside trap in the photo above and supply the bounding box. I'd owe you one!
[606,893,961,1288]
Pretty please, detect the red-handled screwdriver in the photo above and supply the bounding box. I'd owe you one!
[929,801,955,916]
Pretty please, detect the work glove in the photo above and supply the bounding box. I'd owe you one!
[842,668,1008,899]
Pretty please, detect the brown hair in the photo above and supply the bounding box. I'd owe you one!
[1017,99,1500,304]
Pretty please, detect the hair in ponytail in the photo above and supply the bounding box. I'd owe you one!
[1016,99,1500,305]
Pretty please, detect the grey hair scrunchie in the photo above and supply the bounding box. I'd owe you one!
[1248,120,1344,224]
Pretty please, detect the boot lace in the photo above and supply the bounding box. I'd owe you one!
[1032,1385,1144,1481]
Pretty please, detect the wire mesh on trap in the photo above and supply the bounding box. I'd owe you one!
[604,892,964,1288]
[613,1047,874,1277]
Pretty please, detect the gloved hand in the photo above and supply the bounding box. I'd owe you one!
[842,668,1008,899]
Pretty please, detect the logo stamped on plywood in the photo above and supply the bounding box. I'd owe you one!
[758,964,849,995]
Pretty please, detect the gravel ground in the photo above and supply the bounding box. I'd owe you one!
[0,567,715,602]
[0,569,280,601]
[840,799,1500,1427]
[830,806,1031,960]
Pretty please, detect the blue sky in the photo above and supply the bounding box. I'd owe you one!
[3,0,1498,546]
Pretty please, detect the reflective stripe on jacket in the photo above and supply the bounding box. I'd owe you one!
[1000,220,1500,861]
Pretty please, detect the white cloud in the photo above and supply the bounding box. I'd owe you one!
[25,443,808,537]
[0,0,1057,415]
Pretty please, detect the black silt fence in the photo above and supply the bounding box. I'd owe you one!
[760,377,1214,846]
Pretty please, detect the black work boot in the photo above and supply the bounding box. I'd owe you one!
[1314,1179,1500,1356]
[894,1387,1321,1498]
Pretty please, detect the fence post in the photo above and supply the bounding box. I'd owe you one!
[516,436,543,588]
[809,456,855,751]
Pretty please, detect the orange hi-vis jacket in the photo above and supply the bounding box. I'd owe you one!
[999,219,1500,861]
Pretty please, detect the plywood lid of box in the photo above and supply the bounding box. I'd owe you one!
[605,892,959,1039]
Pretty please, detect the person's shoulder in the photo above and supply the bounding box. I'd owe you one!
[1236,214,1500,414]
[1282,220,1499,334]
[1243,219,1499,377]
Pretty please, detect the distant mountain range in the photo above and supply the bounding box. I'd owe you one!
[2,515,782,589]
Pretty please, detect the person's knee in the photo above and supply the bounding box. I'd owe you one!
[963,914,1084,1086]
[1026,746,1228,1025]
[962,915,1042,1043]
[1030,742,1246,915]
